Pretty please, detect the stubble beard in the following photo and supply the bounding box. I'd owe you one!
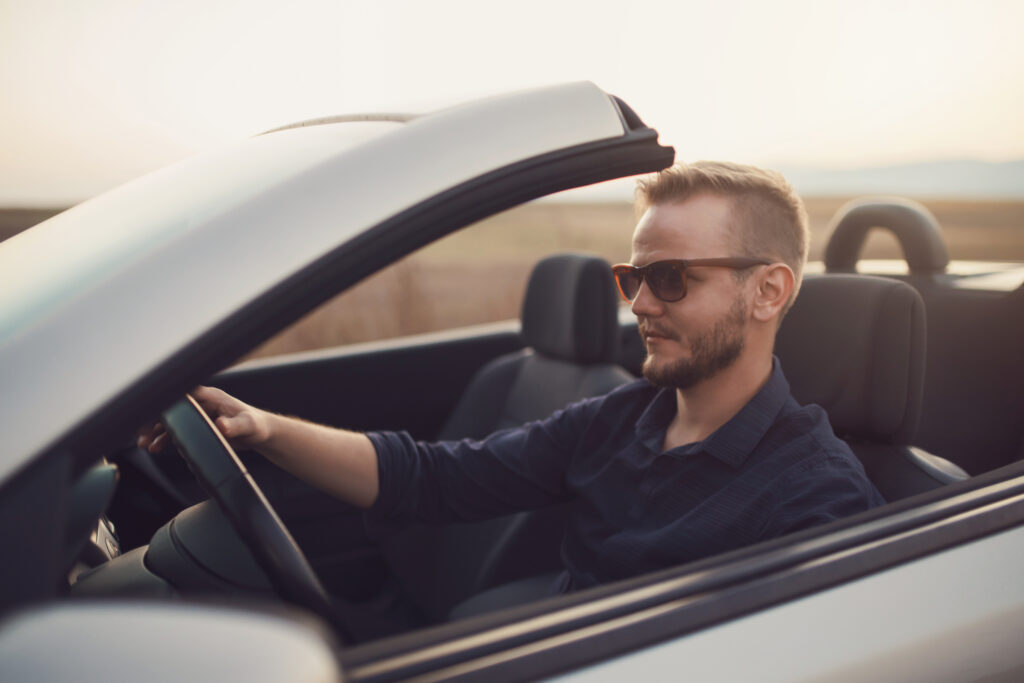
[641,295,749,390]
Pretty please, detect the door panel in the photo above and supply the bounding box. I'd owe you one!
[213,322,525,438]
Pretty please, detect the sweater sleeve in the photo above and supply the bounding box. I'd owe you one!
[365,397,601,526]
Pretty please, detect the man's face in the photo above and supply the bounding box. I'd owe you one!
[629,194,752,390]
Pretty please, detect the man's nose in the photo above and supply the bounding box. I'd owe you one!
[630,280,664,317]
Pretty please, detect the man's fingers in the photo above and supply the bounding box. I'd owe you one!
[138,421,162,438]
[193,385,249,420]
[192,385,227,412]
[148,432,170,453]
[136,422,165,451]
[137,427,169,453]
[215,414,255,440]
[215,415,236,438]
[136,387,251,454]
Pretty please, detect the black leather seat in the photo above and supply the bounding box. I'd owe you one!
[824,198,1024,475]
[437,253,634,441]
[775,273,968,500]
[378,253,634,623]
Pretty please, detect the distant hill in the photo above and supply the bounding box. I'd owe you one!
[778,159,1024,199]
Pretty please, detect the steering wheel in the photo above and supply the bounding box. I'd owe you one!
[161,395,342,631]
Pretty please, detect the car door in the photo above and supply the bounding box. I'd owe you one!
[91,83,674,601]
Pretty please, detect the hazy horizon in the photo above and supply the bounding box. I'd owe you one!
[4,157,1022,210]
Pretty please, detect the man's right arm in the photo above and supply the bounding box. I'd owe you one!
[137,386,380,508]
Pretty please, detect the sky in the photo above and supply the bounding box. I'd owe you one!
[2,0,1023,205]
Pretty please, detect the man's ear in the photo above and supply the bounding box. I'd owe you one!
[751,264,795,323]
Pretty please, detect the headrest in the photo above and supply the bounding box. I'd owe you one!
[775,274,925,444]
[521,253,620,364]
[824,198,949,274]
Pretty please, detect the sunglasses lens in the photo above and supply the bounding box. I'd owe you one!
[647,263,686,301]
[613,263,687,302]
[615,269,643,300]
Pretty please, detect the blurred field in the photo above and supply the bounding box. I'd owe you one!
[243,197,1024,359]
[4,198,1022,361]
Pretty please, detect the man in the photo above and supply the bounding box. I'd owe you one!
[139,161,884,593]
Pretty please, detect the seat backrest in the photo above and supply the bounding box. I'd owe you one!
[824,198,1024,475]
[437,253,633,440]
[775,274,966,501]
[379,253,634,623]
[909,280,1024,474]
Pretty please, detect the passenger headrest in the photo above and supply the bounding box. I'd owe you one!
[775,274,925,444]
[824,198,949,274]
[521,253,620,364]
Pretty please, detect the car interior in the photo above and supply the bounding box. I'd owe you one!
[63,197,1023,646]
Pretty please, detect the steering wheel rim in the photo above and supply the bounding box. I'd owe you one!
[161,395,340,629]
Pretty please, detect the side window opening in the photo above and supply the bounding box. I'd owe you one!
[244,196,637,360]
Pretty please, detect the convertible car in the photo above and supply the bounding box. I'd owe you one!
[1,82,1023,681]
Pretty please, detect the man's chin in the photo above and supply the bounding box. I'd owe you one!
[642,357,695,390]
[641,354,733,391]
[641,293,748,390]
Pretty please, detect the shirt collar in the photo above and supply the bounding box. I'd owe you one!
[635,356,793,468]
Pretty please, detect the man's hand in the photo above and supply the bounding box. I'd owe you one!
[136,386,379,508]
[191,386,272,449]
[136,386,271,453]
[136,420,170,454]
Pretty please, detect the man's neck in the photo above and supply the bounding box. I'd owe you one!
[662,351,774,452]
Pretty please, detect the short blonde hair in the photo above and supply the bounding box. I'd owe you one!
[636,161,809,316]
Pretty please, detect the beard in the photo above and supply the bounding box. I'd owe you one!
[640,295,748,390]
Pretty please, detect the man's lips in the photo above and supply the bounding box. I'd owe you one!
[639,323,679,343]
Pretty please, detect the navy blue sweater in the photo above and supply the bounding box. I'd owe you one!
[367,360,884,590]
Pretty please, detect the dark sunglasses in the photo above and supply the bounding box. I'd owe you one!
[611,257,772,302]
